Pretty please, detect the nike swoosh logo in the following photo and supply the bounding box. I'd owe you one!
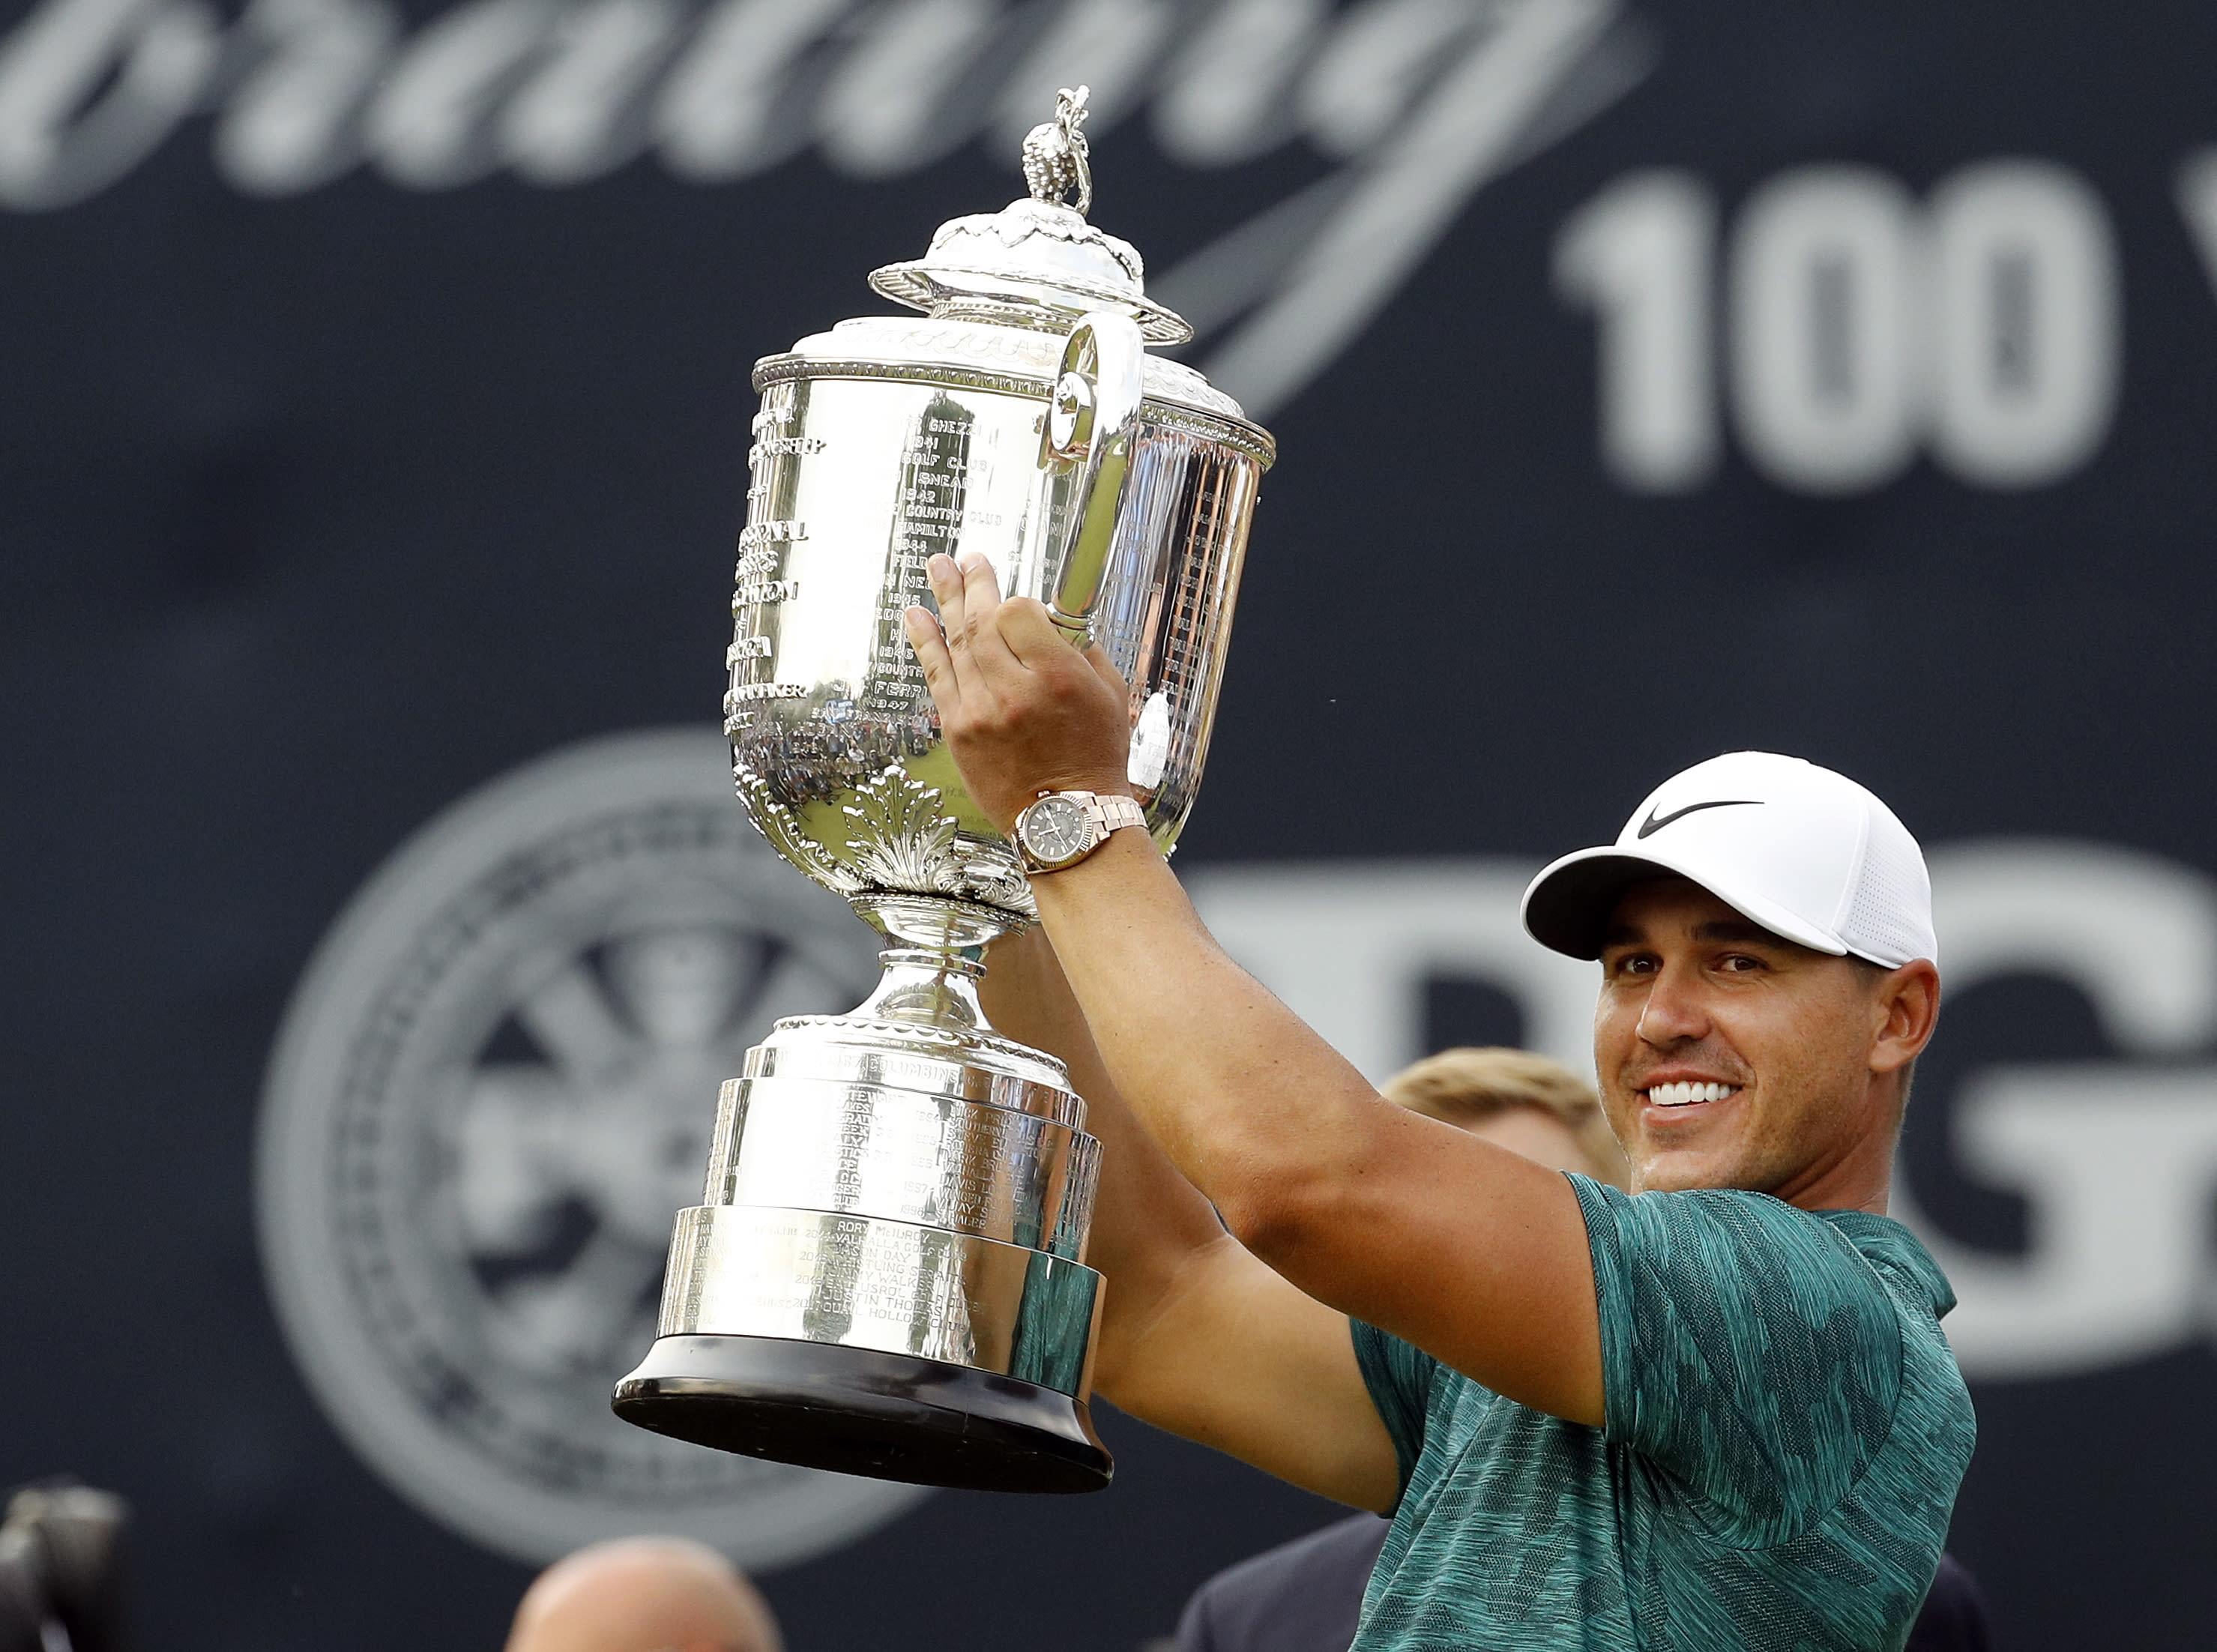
[1635,799,1763,839]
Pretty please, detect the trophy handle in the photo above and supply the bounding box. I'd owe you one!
[1040,310,1146,641]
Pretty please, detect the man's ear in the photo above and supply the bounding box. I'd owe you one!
[1870,959,1941,1076]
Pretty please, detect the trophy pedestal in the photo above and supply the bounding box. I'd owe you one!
[614,1334,1111,1493]
[618,898,1114,1493]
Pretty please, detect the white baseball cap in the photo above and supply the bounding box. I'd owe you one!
[1521,752,1937,969]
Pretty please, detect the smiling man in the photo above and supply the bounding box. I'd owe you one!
[905,555,1973,1652]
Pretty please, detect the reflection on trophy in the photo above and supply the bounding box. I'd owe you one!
[613,88,1273,1493]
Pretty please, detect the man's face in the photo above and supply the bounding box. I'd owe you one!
[1593,878,1895,1199]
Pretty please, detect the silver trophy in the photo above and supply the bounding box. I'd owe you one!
[613,88,1273,1493]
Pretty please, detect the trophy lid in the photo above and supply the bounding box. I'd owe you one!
[868,87,1194,347]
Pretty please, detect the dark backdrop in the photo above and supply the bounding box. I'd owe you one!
[3,1,2213,1648]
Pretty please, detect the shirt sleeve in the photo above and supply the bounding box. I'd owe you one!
[1349,1317,1437,1509]
[1569,1175,1906,1546]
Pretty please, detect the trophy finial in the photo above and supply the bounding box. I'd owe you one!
[870,77,1194,346]
[1022,85,1092,217]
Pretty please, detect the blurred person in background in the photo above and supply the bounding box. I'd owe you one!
[1378,1046,1631,1186]
[0,1482,127,1652]
[504,1537,781,1652]
[1174,1048,1627,1652]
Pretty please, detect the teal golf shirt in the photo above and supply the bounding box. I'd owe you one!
[1350,1176,1974,1651]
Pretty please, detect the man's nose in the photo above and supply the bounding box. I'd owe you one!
[1635,962,1710,1045]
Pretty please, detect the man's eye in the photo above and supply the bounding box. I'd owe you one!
[1719,953,1763,972]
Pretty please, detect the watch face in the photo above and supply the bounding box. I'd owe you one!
[1021,796,1092,863]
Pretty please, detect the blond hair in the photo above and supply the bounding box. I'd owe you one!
[1382,1046,1630,1190]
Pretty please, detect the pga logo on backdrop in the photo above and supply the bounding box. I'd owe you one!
[258,730,929,1570]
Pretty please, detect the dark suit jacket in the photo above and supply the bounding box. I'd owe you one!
[1174,1514,1387,1652]
[1175,1514,1992,1652]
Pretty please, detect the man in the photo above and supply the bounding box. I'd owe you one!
[911,552,1971,1651]
[504,1537,782,1652]
[1175,1049,1627,1652]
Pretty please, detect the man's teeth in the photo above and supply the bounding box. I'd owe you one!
[1647,1081,1738,1107]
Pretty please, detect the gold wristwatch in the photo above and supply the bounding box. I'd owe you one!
[1013,790,1147,873]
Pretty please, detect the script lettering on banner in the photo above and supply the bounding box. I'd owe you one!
[0,0,1656,415]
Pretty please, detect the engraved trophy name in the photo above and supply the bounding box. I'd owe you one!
[613,88,1274,1494]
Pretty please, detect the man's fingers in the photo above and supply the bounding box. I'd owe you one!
[1081,640,1131,702]
[957,549,1004,624]
[902,606,958,710]
[1001,605,1131,703]
[926,554,987,697]
[927,552,968,642]
[996,595,1079,668]
[997,601,1134,711]
[945,552,1026,684]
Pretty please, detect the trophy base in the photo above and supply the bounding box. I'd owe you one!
[613,1333,1112,1494]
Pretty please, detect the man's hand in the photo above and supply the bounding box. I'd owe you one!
[902,551,1132,832]
[904,558,1605,1463]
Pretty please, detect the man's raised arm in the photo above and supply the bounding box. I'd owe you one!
[906,553,1603,1429]
[980,926,1398,1509]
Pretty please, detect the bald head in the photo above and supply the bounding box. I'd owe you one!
[505,1538,782,1652]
